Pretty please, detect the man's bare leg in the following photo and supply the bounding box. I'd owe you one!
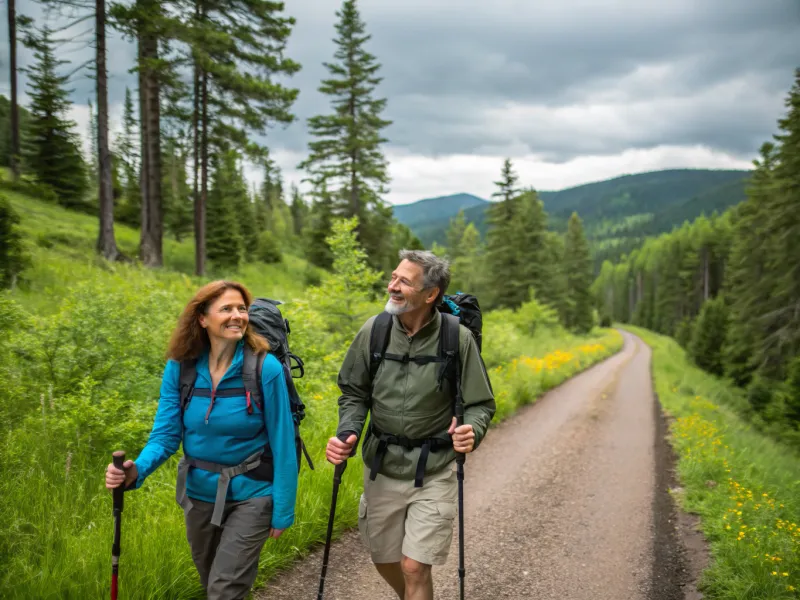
[375,562,406,599]
[400,556,433,600]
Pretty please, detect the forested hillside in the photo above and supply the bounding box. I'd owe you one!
[395,168,749,269]
[592,69,800,450]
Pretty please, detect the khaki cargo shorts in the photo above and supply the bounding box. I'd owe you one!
[357,461,457,566]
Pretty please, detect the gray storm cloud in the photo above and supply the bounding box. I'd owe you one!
[2,0,798,165]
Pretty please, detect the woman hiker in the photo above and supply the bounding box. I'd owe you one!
[105,280,299,599]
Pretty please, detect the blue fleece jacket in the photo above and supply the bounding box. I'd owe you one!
[131,340,298,530]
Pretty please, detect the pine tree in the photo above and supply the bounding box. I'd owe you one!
[8,0,20,179]
[304,185,335,269]
[22,25,88,210]
[206,149,244,271]
[289,183,309,237]
[115,86,140,226]
[298,0,392,269]
[162,136,192,241]
[543,230,569,324]
[723,143,778,385]
[176,0,301,275]
[492,158,521,203]
[450,222,484,295]
[484,158,523,308]
[762,67,800,379]
[563,212,594,333]
[446,209,467,260]
[513,188,552,306]
[689,295,729,376]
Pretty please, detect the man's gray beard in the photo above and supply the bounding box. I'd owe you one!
[385,297,410,315]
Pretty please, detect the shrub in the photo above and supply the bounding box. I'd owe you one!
[747,375,773,414]
[785,355,800,425]
[258,230,283,264]
[0,193,30,288]
[689,296,729,376]
[674,316,694,349]
[600,314,612,328]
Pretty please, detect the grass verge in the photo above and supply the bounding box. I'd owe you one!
[624,325,800,599]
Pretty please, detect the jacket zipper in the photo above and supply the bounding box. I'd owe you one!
[205,388,216,424]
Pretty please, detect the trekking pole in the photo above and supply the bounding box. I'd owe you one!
[110,450,126,600]
[455,381,466,600]
[317,434,351,600]
[456,402,466,600]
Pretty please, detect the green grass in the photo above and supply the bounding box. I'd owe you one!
[625,325,800,599]
[0,186,626,599]
[4,187,321,314]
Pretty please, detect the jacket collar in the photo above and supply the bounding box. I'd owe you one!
[392,308,441,340]
[195,339,245,386]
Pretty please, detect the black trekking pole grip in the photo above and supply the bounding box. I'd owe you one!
[112,451,126,511]
[333,432,353,480]
[317,433,354,600]
[111,450,125,600]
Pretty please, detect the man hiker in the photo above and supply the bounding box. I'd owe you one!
[326,250,496,600]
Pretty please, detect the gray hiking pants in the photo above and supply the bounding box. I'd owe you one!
[180,494,273,600]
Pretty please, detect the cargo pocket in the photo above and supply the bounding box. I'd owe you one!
[436,500,457,522]
[434,500,457,554]
[357,494,370,547]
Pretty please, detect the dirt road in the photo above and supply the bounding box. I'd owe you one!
[257,330,697,599]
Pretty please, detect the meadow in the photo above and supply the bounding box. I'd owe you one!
[0,188,622,599]
[627,326,800,599]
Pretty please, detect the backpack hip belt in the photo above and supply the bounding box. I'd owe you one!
[368,422,453,488]
[175,450,264,527]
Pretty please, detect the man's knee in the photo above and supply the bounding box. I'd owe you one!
[400,556,431,582]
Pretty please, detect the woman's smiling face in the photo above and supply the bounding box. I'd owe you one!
[199,288,249,343]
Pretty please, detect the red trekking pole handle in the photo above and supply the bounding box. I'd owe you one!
[111,450,126,599]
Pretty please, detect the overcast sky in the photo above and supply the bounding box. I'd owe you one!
[2,0,798,204]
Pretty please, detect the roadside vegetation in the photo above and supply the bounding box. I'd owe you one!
[628,325,800,600]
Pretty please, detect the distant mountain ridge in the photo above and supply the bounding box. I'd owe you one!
[392,193,488,229]
[394,169,751,260]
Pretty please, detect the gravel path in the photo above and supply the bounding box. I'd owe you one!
[256,330,695,600]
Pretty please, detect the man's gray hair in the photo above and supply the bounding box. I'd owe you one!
[398,249,451,304]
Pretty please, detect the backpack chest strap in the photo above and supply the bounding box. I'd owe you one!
[175,450,264,527]
[368,423,452,488]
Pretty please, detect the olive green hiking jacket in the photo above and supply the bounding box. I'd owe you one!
[336,309,496,480]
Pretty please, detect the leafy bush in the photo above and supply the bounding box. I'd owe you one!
[674,316,694,349]
[600,314,612,328]
[0,193,30,288]
[258,229,283,264]
[746,375,773,414]
[783,355,800,425]
[688,296,729,376]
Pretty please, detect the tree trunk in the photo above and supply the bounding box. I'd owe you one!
[197,67,208,276]
[95,0,121,261]
[628,278,635,321]
[138,6,162,267]
[8,0,19,180]
[703,247,710,302]
[138,27,149,260]
[192,15,205,276]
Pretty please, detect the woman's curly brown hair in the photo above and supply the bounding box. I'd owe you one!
[166,280,269,361]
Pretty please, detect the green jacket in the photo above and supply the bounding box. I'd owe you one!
[336,309,496,480]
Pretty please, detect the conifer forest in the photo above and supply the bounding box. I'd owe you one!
[1,0,799,598]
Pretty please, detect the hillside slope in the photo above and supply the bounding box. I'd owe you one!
[395,169,750,256]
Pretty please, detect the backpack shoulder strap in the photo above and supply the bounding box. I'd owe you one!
[242,345,266,410]
[438,313,463,402]
[368,312,393,381]
[179,359,198,412]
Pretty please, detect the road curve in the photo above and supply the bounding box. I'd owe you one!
[257,330,688,600]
